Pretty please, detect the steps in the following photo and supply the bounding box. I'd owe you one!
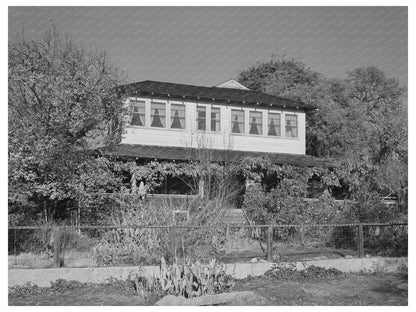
[221,209,249,224]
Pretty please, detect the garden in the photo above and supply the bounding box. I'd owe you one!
[9,260,408,306]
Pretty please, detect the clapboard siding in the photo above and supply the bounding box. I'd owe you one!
[121,97,306,155]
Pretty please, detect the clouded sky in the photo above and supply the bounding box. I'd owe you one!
[8,6,407,86]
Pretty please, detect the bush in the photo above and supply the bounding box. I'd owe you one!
[243,182,346,245]
[263,263,344,282]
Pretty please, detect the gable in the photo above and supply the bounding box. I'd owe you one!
[215,79,250,90]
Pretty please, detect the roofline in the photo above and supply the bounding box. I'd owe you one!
[96,144,337,168]
[118,80,316,112]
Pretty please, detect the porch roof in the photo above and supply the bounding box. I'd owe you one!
[99,144,336,168]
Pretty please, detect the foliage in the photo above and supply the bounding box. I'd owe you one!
[10,225,96,259]
[364,225,408,257]
[8,25,125,223]
[237,56,407,208]
[93,201,173,266]
[8,278,138,299]
[263,263,344,282]
[8,282,49,299]
[143,257,234,298]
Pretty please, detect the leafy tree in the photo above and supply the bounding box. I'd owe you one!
[237,56,352,158]
[8,26,126,224]
[237,56,407,208]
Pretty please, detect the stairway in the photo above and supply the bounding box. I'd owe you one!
[222,209,249,224]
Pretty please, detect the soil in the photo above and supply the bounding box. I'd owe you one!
[9,272,407,306]
[231,272,408,305]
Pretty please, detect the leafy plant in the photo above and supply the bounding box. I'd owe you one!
[263,263,344,282]
[142,257,234,298]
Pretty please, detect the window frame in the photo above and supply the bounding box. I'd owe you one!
[230,109,245,135]
[170,102,186,130]
[248,110,263,136]
[267,111,281,137]
[150,101,167,128]
[210,106,221,132]
[196,105,207,131]
[129,99,146,127]
[284,113,298,138]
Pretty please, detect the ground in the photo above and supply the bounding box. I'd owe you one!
[9,272,407,306]
[232,272,408,306]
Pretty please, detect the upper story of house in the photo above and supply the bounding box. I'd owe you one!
[117,80,315,155]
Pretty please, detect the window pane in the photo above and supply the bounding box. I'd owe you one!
[268,112,281,136]
[197,106,206,131]
[285,114,298,137]
[211,107,220,132]
[171,104,186,129]
[151,102,166,128]
[130,100,145,126]
[249,111,262,135]
[231,110,245,134]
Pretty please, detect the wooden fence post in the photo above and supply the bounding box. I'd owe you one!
[170,226,176,262]
[266,226,273,261]
[358,224,364,258]
[53,226,61,268]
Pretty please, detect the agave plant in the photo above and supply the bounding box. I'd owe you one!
[154,257,234,298]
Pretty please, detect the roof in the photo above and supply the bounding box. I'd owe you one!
[100,144,335,168]
[118,80,315,111]
[215,79,250,90]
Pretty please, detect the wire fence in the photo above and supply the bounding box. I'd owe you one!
[8,222,407,269]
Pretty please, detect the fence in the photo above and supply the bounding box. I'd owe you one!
[8,222,407,269]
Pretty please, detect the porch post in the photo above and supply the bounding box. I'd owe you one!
[198,176,205,198]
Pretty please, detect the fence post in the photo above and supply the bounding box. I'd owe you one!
[266,226,273,261]
[170,226,176,262]
[358,224,364,258]
[53,226,61,268]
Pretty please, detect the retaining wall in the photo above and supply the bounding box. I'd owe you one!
[8,257,407,287]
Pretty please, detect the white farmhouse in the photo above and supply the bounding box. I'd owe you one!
[109,79,327,168]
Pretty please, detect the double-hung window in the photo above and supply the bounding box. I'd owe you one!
[151,102,166,128]
[285,114,298,138]
[231,109,245,134]
[130,100,146,127]
[171,104,186,129]
[211,107,220,132]
[268,112,281,136]
[249,111,262,135]
[197,106,206,131]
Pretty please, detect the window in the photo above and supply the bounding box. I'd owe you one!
[130,100,146,126]
[231,110,245,134]
[171,104,186,129]
[249,111,262,135]
[268,112,281,136]
[151,102,166,128]
[285,114,298,137]
[211,107,220,132]
[197,106,206,131]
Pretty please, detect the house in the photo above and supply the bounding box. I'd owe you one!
[96,79,333,200]
[111,79,328,167]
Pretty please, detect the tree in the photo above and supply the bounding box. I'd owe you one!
[237,56,352,158]
[8,26,126,224]
[237,56,407,207]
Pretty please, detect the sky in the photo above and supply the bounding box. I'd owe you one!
[8,6,408,87]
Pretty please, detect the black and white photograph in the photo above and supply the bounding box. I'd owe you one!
[6,2,410,307]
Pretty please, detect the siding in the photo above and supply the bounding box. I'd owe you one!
[121,97,306,155]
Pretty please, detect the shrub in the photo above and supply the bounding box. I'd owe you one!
[263,263,344,282]
[243,182,346,246]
